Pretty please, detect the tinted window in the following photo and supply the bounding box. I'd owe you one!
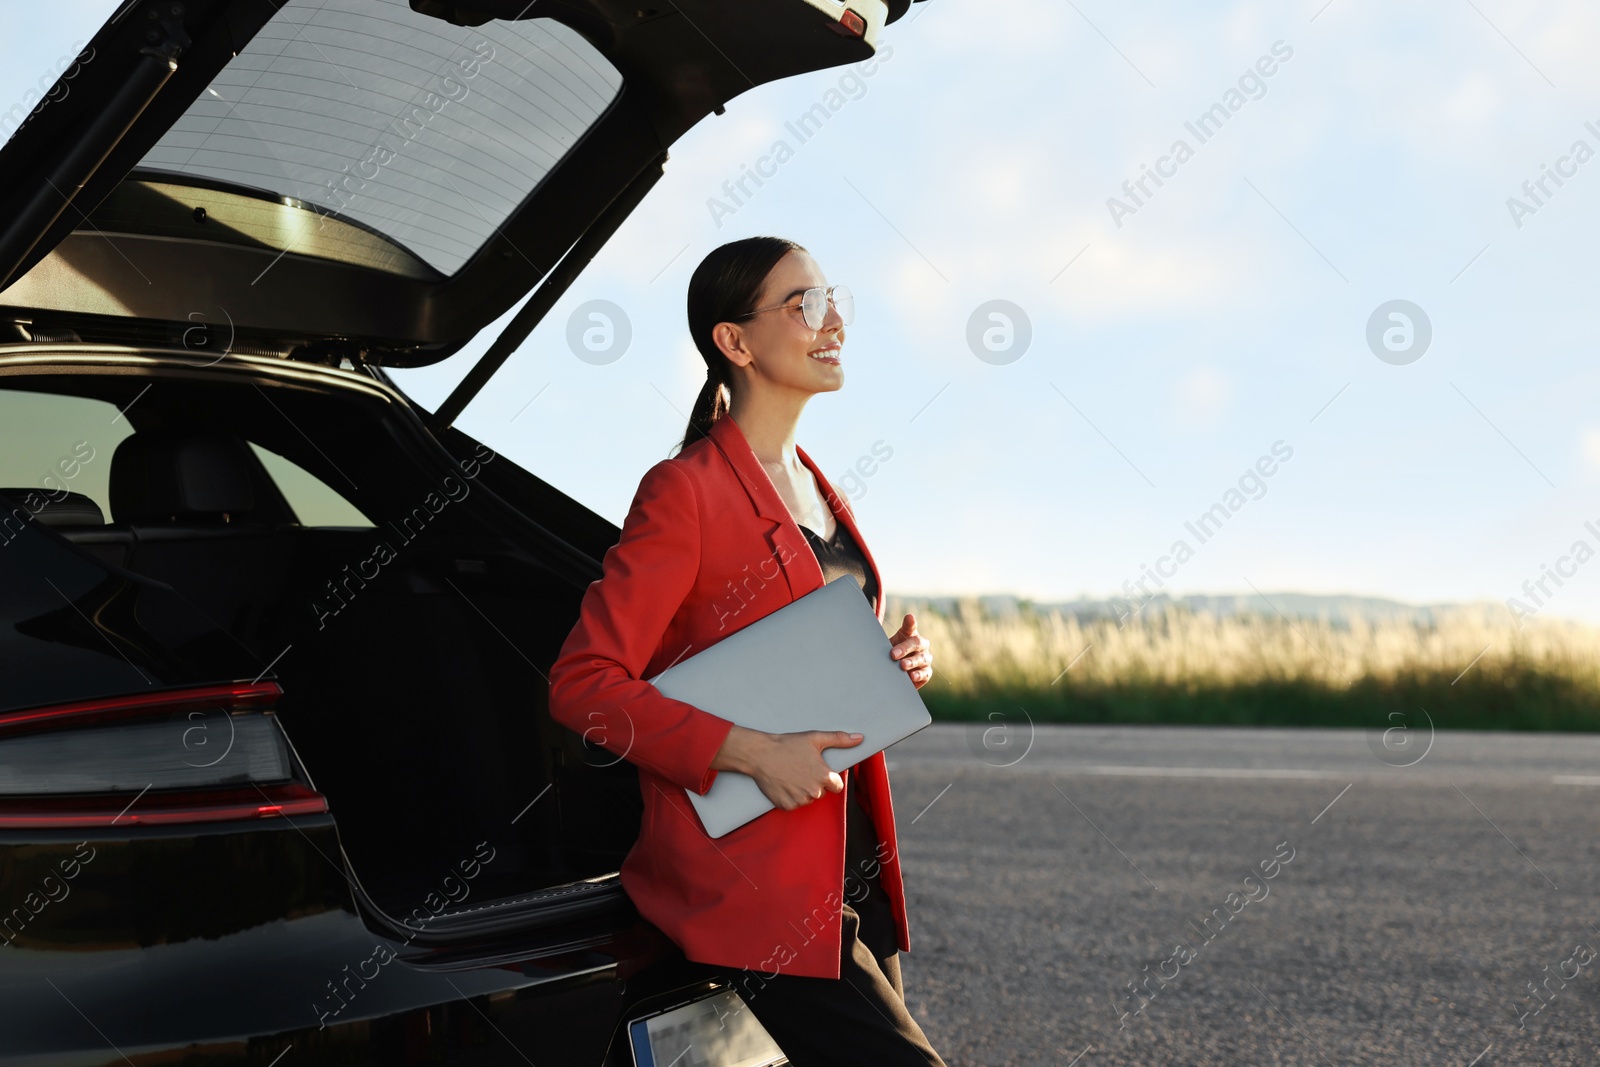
[0,389,129,520]
[248,442,374,527]
[137,0,624,274]
[0,388,372,528]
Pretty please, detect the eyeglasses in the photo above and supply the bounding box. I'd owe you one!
[735,285,853,331]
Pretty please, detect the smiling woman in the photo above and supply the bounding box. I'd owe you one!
[547,235,945,1067]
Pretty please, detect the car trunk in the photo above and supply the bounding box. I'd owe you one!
[0,0,921,952]
[0,358,648,945]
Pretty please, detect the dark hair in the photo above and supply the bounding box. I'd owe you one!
[674,235,806,457]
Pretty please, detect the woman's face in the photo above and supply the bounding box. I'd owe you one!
[717,249,846,395]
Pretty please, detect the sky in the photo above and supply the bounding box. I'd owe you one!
[5,0,1600,624]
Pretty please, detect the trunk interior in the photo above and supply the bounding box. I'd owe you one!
[0,358,644,935]
[258,526,642,921]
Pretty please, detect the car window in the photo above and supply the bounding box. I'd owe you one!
[135,0,624,275]
[248,442,375,528]
[0,387,374,528]
[0,389,131,520]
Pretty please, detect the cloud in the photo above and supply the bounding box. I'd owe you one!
[1045,239,1255,317]
[1175,366,1232,425]
[1582,427,1600,473]
[1442,72,1504,127]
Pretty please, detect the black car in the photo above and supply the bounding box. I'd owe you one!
[0,1,924,1063]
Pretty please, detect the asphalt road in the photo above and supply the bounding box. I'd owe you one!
[882,723,1600,1067]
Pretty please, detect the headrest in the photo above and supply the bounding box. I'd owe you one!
[0,489,105,526]
[110,431,258,524]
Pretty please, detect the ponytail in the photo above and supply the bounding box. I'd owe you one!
[682,369,730,449]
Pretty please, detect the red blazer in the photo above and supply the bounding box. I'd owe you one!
[546,413,910,980]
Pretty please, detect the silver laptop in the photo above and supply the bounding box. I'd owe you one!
[646,575,932,838]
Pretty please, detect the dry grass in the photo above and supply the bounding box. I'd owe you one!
[884,597,1600,731]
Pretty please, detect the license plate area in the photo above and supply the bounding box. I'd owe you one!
[628,987,787,1067]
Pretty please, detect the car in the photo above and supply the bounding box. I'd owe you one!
[0,0,926,1063]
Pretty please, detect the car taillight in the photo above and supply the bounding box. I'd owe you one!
[0,682,327,828]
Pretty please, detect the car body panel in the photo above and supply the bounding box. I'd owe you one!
[0,818,677,1065]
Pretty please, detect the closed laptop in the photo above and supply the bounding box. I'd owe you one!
[647,575,932,838]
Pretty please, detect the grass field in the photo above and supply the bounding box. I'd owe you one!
[883,596,1600,732]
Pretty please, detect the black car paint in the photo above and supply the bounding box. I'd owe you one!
[0,816,684,1065]
[0,0,928,1061]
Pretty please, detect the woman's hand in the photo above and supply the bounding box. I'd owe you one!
[711,724,863,811]
[889,612,933,689]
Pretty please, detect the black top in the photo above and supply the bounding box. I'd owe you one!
[798,517,898,960]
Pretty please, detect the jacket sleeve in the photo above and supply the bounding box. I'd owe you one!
[546,458,735,796]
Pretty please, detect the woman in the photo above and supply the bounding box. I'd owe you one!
[546,236,946,1065]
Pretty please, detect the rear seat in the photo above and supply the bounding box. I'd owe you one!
[100,430,295,651]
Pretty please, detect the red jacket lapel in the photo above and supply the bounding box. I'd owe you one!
[705,415,885,625]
